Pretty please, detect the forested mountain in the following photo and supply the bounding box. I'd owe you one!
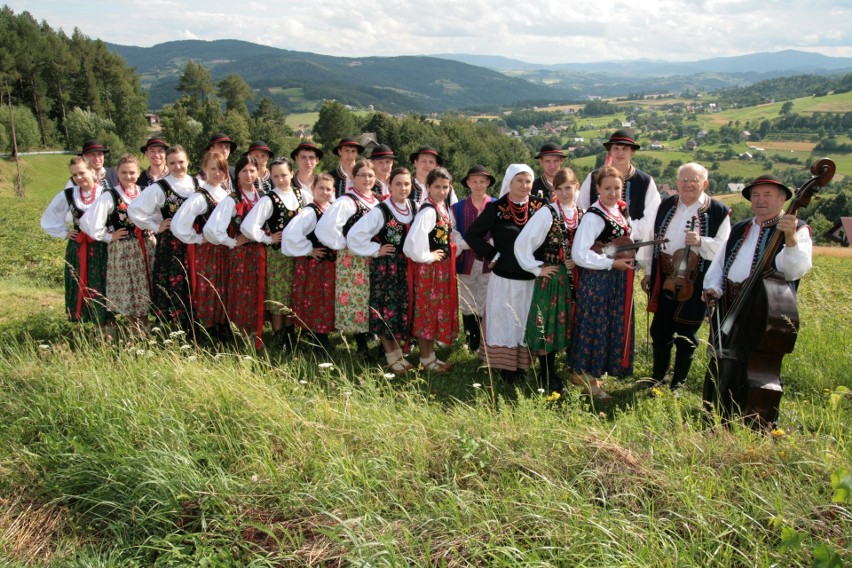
[106,40,568,113]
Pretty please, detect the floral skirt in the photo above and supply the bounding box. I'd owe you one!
[570,268,634,377]
[291,256,335,333]
[265,249,296,315]
[64,238,111,324]
[192,242,229,329]
[151,231,191,324]
[412,257,458,345]
[224,243,265,335]
[525,264,575,355]
[335,249,370,334]
[106,234,155,317]
[369,251,410,340]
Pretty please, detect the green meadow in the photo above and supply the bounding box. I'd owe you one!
[0,156,849,566]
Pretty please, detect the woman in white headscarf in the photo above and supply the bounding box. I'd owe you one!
[464,164,547,381]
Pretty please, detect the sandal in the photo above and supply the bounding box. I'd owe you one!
[388,358,414,373]
[421,358,452,373]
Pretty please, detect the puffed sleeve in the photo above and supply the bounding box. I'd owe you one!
[514,206,554,277]
[282,207,318,257]
[79,191,117,243]
[240,195,274,244]
[40,191,72,239]
[171,193,207,245]
[571,211,614,271]
[315,196,355,250]
[203,196,238,248]
[703,248,725,297]
[775,224,812,282]
[346,206,384,257]
[403,207,438,263]
[128,184,165,233]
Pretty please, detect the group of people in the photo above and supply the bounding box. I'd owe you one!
[41,128,813,422]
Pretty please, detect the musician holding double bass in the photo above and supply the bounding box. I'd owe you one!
[703,174,814,427]
[640,163,731,391]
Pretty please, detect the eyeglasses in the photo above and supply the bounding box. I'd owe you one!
[678,177,703,184]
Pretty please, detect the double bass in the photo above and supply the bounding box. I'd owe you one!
[703,159,835,429]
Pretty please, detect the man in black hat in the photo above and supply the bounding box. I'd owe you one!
[532,142,566,202]
[202,132,237,185]
[329,137,364,198]
[368,144,396,197]
[578,128,660,243]
[409,145,457,205]
[138,136,169,187]
[244,140,274,191]
[638,162,731,392]
[67,139,118,190]
[703,175,812,427]
[291,142,324,194]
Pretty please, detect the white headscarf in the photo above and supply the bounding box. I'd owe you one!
[499,163,535,198]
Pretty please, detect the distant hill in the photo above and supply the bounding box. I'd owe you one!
[107,40,569,113]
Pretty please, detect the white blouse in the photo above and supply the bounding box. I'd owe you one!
[204,188,263,248]
[515,204,577,277]
[403,204,451,264]
[41,185,104,239]
[578,170,661,243]
[127,174,197,233]
[240,188,307,245]
[79,185,140,243]
[171,183,229,245]
[571,202,627,271]
[315,193,378,251]
[282,206,323,257]
[347,200,414,257]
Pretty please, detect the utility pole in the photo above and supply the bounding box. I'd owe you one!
[3,79,25,198]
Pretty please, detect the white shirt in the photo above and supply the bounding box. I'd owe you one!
[413,178,459,207]
[41,185,104,239]
[637,193,731,269]
[171,183,229,245]
[515,204,577,278]
[127,174,197,233]
[241,187,310,245]
[571,202,628,271]
[347,200,414,257]
[578,169,661,243]
[282,206,322,257]
[79,185,141,243]
[704,219,812,296]
[403,204,451,264]
[204,188,263,248]
[315,193,379,251]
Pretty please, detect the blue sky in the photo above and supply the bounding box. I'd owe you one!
[9,0,851,64]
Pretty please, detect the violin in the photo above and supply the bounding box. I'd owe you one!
[662,216,700,302]
[593,236,669,259]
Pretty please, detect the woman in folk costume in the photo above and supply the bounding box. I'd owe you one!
[204,155,267,346]
[283,173,337,350]
[241,157,310,350]
[41,157,111,325]
[128,145,198,327]
[316,160,380,357]
[464,164,546,382]
[80,154,155,333]
[66,139,118,191]
[348,167,416,373]
[515,167,583,394]
[570,166,637,400]
[451,165,496,352]
[404,167,460,372]
[171,151,231,337]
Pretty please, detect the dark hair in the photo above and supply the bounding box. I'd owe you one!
[351,159,374,177]
[69,156,94,171]
[234,154,259,179]
[312,172,336,190]
[553,167,579,189]
[388,167,412,185]
[595,165,623,187]
[426,166,452,186]
[166,145,188,158]
[269,156,294,173]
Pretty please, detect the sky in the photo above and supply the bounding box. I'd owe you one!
[8,0,852,64]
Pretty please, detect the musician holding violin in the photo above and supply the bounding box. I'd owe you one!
[640,163,731,391]
[703,174,815,428]
[570,165,639,399]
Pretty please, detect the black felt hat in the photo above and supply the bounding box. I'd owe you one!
[603,128,641,150]
[290,141,324,160]
[534,142,567,159]
[369,144,397,160]
[332,137,365,156]
[205,132,238,154]
[139,136,167,153]
[409,145,443,166]
[461,164,496,188]
[79,139,110,155]
[741,175,793,201]
[244,140,274,158]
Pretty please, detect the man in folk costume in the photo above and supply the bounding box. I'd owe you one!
[531,142,566,202]
[369,144,397,198]
[639,162,730,391]
[291,141,324,196]
[137,136,169,187]
[329,137,364,198]
[201,132,238,185]
[703,175,812,427]
[410,146,458,205]
[578,128,661,242]
[67,139,118,190]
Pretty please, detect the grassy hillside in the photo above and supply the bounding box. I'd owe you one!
[1,155,850,565]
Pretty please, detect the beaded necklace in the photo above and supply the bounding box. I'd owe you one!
[507,198,530,226]
[390,198,411,216]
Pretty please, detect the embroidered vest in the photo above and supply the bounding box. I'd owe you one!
[534,204,582,265]
[589,167,653,221]
[374,201,410,252]
[588,204,631,244]
[192,189,218,234]
[63,187,86,230]
[265,187,303,234]
[306,203,336,262]
[105,187,137,240]
[158,177,197,220]
[341,193,370,237]
[419,202,452,255]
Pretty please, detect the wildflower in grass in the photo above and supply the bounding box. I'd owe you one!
[180,344,191,350]
[771,428,786,439]
[472,383,482,388]
[537,388,545,394]
[383,373,395,379]
[251,474,259,482]
[163,339,173,345]
[38,344,50,351]
[243,355,252,361]
[136,349,145,356]
[169,330,186,338]
[651,387,663,398]
[188,356,197,362]
[779,450,787,459]
[151,327,162,333]
[299,380,308,385]
[318,362,334,369]
[547,392,561,402]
